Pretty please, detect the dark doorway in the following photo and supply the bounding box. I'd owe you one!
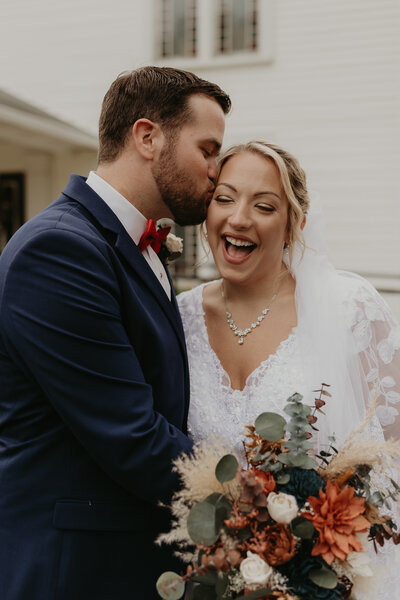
[0,173,25,251]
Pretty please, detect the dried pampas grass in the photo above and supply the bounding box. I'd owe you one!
[319,394,400,493]
[156,438,241,559]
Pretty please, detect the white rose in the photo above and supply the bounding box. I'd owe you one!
[164,233,183,255]
[346,550,373,578]
[267,492,298,524]
[239,551,272,586]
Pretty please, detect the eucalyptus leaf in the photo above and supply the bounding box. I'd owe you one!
[215,574,228,596]
[287,392,304,403]
[391,478,400,492]
[205,493,232,513]
[283,404,302,417]
[187,501,219,546]
[235,587,272,600]
[308,567,338,589]
[277,453,290,465]
[156,572,185,600]
[297,440,314,450]
[291,516,316,539]
[215,454,239,483]
[302,455,317,469]
[285,421,312,435]
[369,491,384,507]
[299,404,312,416]
[277,472,290,485]
[193,571,219,586]
[282,453,308,467]
[190,584,217,600]
[264,461,282,473]
[255,412,286,442]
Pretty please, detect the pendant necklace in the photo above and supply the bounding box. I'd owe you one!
[221,280,280,345]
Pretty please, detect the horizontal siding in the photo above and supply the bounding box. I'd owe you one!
[0,0,398,290]
[198,0,400,278]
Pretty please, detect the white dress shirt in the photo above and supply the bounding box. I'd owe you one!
[86,171,171,300]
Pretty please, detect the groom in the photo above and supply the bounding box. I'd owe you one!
[0,67,230,599]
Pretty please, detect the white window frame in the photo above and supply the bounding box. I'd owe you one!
[153,0,274,69]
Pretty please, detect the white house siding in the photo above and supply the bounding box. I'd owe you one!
[0,0,398,315]
[0,0,153,133]
[189,0,400,311]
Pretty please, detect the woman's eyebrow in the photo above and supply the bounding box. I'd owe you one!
[254,191,281,200]
[215,183,281,201]
[215,182,237,191]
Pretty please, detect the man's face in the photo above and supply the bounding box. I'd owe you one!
[151,94,226,226]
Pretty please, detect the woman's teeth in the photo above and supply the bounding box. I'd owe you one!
[225,235,255,247]
[224,236,256,258]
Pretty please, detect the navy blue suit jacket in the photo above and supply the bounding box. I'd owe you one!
[0,175,193,599]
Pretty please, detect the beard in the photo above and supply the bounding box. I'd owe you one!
[151,141,211,226]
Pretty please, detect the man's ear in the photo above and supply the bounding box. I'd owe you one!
[131,118,164,160]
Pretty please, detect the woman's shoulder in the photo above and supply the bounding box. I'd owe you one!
[335,270,399,334]
[336,270,384,304]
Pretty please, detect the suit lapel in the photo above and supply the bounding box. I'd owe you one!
[61,175,187,353]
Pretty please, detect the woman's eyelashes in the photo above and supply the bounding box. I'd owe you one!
[214,196,275,213]
[256,203,275,212]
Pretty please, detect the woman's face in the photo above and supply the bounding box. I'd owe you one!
[206,151,289,286]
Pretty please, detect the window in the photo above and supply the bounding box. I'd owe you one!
[217,0,258,55]
[0,174,24,252]
[158,0,197,59]
[154,0,272,67]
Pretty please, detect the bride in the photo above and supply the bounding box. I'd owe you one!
[177,141,400,598]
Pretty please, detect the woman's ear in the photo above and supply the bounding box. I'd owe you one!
[300,215,307,231]
[131,118,164,160]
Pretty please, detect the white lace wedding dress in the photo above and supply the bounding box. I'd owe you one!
[178,275,400,599]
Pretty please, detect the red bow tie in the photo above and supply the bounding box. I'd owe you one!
[138,219,171,254]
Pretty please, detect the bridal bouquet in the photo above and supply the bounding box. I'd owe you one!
[156,387,400,600]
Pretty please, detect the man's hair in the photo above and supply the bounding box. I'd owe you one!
[98,66,231,163]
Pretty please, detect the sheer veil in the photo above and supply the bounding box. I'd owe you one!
[284,198,399,449]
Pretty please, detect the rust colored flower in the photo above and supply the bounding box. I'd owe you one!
[244,523,295,566]
[246,523,296,566]
[255,469,277,495]
[303,480,370,565]
[263,523,296,566]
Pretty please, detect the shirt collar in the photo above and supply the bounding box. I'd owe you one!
[86,171,146,244]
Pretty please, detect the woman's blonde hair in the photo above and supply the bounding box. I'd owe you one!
[211,141,310,263]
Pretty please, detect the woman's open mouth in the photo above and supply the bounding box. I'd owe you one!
[222,235,257,262]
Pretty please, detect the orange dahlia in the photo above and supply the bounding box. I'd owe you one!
[303,480,370,565]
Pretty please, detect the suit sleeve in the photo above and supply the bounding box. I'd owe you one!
[0,226,193,504]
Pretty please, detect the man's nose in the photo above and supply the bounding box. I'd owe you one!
[208,158,217,182]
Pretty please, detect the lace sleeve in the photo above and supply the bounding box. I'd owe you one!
[342,273,400,440]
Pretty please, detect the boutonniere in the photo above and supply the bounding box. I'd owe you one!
[159,231,184,264]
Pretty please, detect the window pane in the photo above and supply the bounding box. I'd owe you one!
[173,0,185,56]
[232,0,245,52]
[216,0,258,55]
[158,0,196,58]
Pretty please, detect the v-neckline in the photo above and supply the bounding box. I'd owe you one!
[198,282,297,393]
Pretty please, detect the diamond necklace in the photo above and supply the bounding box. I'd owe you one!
[221,280,280,345]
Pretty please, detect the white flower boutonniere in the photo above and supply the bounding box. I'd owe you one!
[161,232,183,263]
